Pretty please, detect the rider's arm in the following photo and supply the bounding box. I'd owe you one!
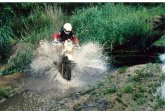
[72,35,81,49]
[72,35,79,44]
[53,32,61,43]
[53,32,61,39]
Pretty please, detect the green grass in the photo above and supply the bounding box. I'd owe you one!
[20,4,64,44]
[84,63,165,110]
[123,83,134,93]
[154,35,165,46]
[103,85,117,95]
[2,43,33,75]
[0,86,13,100]
[0,26,14,63]
[118,66,128,73]
[0,4,65,75]
[71,3,165,50]
[157,95,165,108]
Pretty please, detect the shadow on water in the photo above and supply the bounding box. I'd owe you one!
[105,45,165,67]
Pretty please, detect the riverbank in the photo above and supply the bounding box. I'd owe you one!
[0,70,23,103]
[49,63,165,111]
[0,63,165,110]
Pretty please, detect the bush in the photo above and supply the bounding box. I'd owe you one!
[0,86,12,99]
[0,26,13,63]
[71,3,165,50]
[2,43,33,75]
[123,83,134,93]
[20,4,64,44]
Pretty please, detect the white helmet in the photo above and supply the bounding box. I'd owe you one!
[63,23,72,31]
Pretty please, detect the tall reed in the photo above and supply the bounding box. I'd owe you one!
[71,3,165,50]
[1,4,65,75]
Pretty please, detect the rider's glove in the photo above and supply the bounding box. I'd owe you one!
[52,38,58,44]
[52,39,58,45]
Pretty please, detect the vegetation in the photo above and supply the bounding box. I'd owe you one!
[0,26,14,63]
[1,3,165,74]
[71,3,165,51]
[0,72,22,101]
[154,35,165,46]
[0,3,64,75]
[0,86,12,100]
[70,3,165,67]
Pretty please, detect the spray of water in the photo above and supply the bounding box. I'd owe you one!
[27,40,108,91]
[160,54,165,73]
[1,40,109,111]
[158,54,165,100]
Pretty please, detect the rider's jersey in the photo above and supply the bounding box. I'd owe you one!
[53,28,79,44]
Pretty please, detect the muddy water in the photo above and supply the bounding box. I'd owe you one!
[0,41,108,111]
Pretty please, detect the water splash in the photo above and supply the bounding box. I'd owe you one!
[71,42,108,86]
[24,41,107,107]
[160,54,165,72]
[27,40,108,91]
[0,40,109,110]
[158,54,165,100]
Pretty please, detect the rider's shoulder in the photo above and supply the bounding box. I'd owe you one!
[60,27,64,31]
[60,28,65,33]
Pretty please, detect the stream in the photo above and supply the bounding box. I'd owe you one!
[0,41,109,111]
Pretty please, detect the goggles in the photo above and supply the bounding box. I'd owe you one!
[64,29,71,35]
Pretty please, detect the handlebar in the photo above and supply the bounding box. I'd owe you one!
[52,42,62,46]
[52,41,81,49]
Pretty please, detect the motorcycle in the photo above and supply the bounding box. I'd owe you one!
[52,39,79,81]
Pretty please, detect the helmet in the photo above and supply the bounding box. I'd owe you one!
[63,23,72,31]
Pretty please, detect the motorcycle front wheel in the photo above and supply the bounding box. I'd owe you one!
[60,55,72,81]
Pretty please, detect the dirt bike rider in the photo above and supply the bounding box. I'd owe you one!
[52,23,80,48]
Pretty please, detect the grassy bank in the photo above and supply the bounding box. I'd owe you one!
[0,72,23,102]
[49,63,165,110]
